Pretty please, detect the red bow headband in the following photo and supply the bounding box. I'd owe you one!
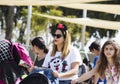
[56,23,67,31]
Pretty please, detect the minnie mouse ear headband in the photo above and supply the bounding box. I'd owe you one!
[55,23,68,38]
[55,23,67,31]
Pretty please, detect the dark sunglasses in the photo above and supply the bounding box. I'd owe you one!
[52,34,63,39]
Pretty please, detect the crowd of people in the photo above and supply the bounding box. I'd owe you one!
[0,23,120,84]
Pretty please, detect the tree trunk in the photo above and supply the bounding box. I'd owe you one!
[5,6,14,41]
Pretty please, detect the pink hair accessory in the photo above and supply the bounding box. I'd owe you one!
[57,24,64,29]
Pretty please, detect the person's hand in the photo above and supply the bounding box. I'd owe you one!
[52,70,59,78]
[27,65,36,72]
[19,62,31,69]
[18,60,30,68]
[71,79,79,84]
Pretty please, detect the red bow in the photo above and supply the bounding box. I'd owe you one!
[57,24,64,29]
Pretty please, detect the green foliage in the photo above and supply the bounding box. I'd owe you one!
[31,16,47,36]
[50,9,63,16]
[20,7,28,18]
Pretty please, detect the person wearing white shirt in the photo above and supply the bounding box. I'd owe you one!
[42,23,82,84]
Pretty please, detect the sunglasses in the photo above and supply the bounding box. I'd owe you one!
[52,34,63,39]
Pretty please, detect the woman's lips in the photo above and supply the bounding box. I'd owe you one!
[54,39,57,42]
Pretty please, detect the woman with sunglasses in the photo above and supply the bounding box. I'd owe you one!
[42,23,82,84]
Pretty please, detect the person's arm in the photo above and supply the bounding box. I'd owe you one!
[71,65,97,84]
[53,62,79,78]
[94,73,99,84]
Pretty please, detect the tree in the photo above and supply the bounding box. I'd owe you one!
[5,6,14,41]
[0,6,15,41]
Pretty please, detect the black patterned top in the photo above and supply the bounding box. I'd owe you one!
[0,40,13,61]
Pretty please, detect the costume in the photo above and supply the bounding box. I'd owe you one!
[42,46,82,82]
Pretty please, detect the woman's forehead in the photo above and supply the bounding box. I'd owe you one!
[105,44,114,48]
[55,29,62,34]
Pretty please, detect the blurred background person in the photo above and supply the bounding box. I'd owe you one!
[89,41,106,84]
[0,40,29,84]
[31,36,49,67]
[78,57,93,84]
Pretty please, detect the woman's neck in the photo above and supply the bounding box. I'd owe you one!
[37,51,46,61]
[57,45,63,52]
[107,58,114,66]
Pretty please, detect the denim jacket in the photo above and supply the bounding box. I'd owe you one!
[30,68,59,84]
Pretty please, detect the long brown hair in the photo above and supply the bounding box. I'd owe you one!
[97,39,120,77]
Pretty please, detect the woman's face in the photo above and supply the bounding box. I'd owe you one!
[32,45,39,54]
[104,44,115,58]
[53,29,64,46]
[91,49,98,56]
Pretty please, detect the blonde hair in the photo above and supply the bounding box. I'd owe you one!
[51,30,71,58]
